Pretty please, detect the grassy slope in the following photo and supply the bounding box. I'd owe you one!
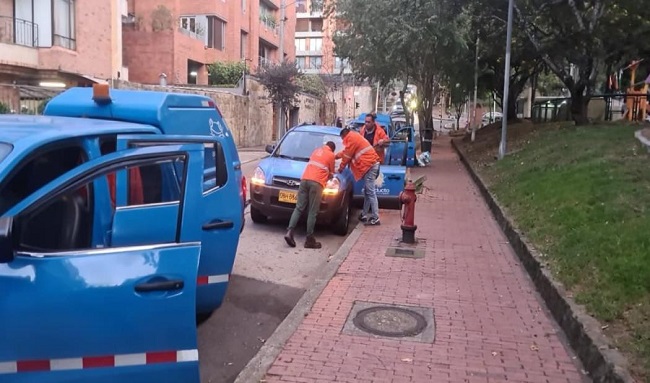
[458,122,650,382]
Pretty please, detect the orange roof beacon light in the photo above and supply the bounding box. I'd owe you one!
[92,84,112,106]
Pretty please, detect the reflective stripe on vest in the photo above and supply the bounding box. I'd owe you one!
[307,160,329,171]
[352,145,373,163]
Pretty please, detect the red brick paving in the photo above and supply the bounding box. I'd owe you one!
[263,137,588,383]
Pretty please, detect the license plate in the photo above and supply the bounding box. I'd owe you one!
[278,190,298,204]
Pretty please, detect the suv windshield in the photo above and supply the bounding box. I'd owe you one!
[0,142,12,162]
[275,131,343,161]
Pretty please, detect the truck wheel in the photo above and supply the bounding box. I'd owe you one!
[250,206,268,224]
[332,195,350,236]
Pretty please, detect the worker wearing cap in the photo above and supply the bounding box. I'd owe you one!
[284,141,337,249]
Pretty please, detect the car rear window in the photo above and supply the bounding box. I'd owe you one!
[0,142,12,162]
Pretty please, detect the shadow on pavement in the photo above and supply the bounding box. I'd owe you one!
[197,274,305,383]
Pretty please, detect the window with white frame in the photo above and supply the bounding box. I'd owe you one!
[310,56,322,69]
[308,38,322,52]
[296,57,306,69]
[53,0,75,50]
[295,39,306,52]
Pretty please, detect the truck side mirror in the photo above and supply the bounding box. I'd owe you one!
[0,216,14,264]
[265,144,275,154]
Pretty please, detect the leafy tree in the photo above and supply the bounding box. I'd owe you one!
[207,61,248,86]
[257,60,302,133]
[331,0,467,152]
[463,0,543,121]
[0,102,9,114]
[514,0,650,124]
[297,74,327,97]
[535,70,567,96]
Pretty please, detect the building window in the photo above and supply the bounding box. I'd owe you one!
[53,0,75,50]
[308,38,322,52]
[296,57,306,69]
[295,39,306,52]
[296,19,308,32]
[207,16,226,50]
[309,56,322,70]
[335,56,349,70]
[240,31,248,59]
[310,19,323,32]
[296,0,307,13]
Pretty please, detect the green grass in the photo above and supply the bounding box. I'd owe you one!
[472,124,650,381]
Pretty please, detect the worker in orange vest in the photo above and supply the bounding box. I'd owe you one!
[284,141,337,249]
[337,128,381,226]
[359,113,389,164]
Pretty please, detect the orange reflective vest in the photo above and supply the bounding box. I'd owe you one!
[336,130,380,181]
[302,145,336,187]
[360,123,389,164]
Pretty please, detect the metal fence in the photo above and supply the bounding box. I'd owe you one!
[530,94,639,123]
[0,15,39,47]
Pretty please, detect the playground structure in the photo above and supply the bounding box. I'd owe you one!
[622,60,649,122]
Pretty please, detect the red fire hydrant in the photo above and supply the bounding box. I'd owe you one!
[399,180,418,244]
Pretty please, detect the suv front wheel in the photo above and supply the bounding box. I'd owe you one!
[332,194,351,236]
[250,205,268,224]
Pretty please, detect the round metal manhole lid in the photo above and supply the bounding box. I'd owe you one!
[352,306,427,337]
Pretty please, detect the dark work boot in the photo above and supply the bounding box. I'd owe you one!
[304,235,322,249]
[284,229,296,248]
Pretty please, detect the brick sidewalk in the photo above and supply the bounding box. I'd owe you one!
[262,137,587,383]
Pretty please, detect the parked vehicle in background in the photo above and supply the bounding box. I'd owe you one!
[481,111,503,126]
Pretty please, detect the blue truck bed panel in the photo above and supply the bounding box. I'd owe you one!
[44,88,226,138]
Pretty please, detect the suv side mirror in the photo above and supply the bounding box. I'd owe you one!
[0,216,14,264]
[265,144,275,154]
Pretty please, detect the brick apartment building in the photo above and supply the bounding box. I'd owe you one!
[123,0,296,86]
[294,0,377,120]
[294,0,350,76]
[0,0,127,112]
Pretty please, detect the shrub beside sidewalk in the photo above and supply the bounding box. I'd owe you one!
[457,122,650,383]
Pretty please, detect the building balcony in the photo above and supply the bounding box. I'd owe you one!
[295,31,323,38]
[0,16,39,68]
[0,16,39,47]
[259,20,280,48]
[296,11,324,19]
[296,50,323,56]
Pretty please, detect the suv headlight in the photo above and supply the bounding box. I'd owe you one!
[323,177,341,195]
[251,167,266,186]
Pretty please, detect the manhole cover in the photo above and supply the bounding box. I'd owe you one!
[352,306,427,337]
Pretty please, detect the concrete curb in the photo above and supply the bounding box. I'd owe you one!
[451,139,635,383]
[234,222,365,383]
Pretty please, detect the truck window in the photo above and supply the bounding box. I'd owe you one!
[14,174,97,252]
[203,142,227,193]
[14,160,185,253]
[0,144,85,215]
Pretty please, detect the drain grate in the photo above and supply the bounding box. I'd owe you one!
[342,301,435,343]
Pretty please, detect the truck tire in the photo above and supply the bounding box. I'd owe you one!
[332,195,351,236]
[250,205,268,224]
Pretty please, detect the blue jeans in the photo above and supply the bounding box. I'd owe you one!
[362,163,380,220]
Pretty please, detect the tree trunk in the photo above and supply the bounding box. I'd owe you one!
[570,90,590,125]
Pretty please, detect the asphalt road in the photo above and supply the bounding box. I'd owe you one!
[197,153,357,383]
